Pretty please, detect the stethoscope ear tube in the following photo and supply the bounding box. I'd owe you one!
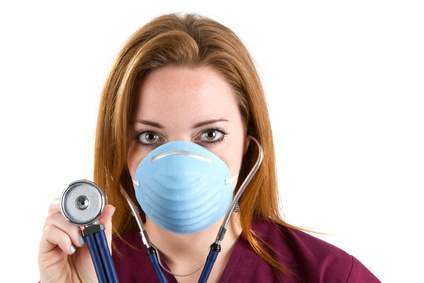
[82,224,120,283]
[147,247,168,283]
[198,243,221,283]
[82,225,108,282]
[120,187,168,282]
[60,179,120,283]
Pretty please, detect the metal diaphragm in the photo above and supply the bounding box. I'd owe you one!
[60,179,105,225]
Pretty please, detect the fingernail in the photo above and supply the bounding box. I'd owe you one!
[79,236,85,246]
[68,244,76,254]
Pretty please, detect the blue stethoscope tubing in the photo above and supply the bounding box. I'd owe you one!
[147,247,168,283]
[120,136,264,283]
[82,224,120,283]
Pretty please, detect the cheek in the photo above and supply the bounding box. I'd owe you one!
[127,144,149,178]
[213,137,245,177]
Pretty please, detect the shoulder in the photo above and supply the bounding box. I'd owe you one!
[248,217,380,282]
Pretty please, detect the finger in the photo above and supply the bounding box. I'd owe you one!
[47,198,60,215]
[98,204,116,251]
[41,225,76,255]
[46,212,85,248]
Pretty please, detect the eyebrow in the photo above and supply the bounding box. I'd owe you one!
[134,118,229,129]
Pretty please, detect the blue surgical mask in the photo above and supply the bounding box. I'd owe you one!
[132,140,239,234]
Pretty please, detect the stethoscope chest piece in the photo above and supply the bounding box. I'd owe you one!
[60,179,119,283]
[60,179,105,225]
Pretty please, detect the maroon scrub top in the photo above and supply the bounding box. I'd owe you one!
[111,216,380,282]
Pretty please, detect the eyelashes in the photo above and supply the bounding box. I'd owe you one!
[134,128,228,147]
[198,128,227,144]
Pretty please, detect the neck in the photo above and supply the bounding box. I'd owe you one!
[144,213,243,275]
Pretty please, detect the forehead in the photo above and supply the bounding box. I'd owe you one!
[134,65,239,120]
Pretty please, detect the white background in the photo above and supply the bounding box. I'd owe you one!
[0,0,423,282]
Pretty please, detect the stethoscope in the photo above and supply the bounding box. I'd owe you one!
[60,136,263,283]
[60,179,120,283]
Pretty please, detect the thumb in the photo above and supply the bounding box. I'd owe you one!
[98,204,116,252]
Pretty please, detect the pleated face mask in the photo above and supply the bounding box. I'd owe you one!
[132,140,239,234]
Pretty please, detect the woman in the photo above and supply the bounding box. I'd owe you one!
[38,13,380,282]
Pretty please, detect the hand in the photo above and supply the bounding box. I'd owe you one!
[38,198,116,283]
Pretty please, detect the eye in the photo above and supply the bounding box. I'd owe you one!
[198,128,227,144]
[136,131,162,145]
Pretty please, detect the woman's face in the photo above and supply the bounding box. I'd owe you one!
[127,64,250,186]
